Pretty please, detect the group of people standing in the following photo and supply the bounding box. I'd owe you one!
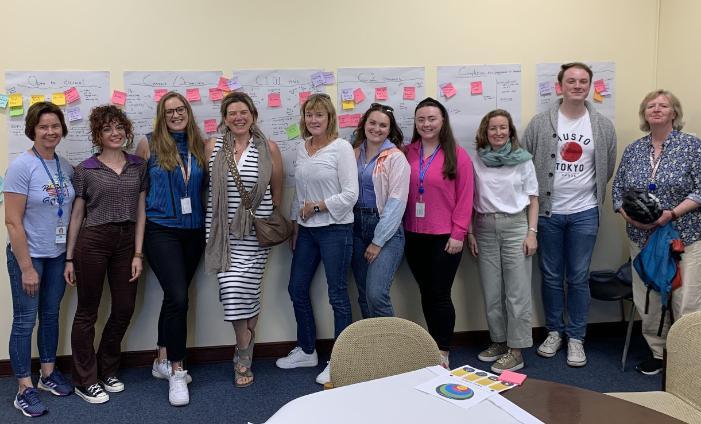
[5,61,701,418]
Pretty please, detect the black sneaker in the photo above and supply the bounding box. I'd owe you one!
[635,358,663,375]
[100,376,125,393]
[75,383,109,404]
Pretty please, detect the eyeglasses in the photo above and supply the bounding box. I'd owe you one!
[165,106,187,117]
[371,103,394,114]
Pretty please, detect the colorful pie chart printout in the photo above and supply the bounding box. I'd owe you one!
[435,383,474,400]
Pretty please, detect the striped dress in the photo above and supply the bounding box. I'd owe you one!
[206,137,274,321]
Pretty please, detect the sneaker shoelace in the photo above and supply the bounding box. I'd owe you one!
[570,342,584,356]
[543,335,560,347]
[87,383,104,396]
[22,388,42,406]
[497,350,515,365]
[104,377,119,385]
[288,347,302,357]
[50,370,69,386]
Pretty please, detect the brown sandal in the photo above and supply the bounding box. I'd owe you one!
[234,329,255,388]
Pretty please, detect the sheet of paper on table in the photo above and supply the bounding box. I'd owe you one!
[415,372,498,411]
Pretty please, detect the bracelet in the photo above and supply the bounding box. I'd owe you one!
[65,258,73,263]
[528,227,538,234]
[670,209,679,221]
[134,252,144,259]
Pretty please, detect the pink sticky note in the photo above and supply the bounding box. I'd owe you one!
[440,82,457,99]
[299,91,311,105]
[403,86,416,100]
[348,113,362,127]
[375,87,388,101]
[111,90,126,106]
[499,370,527,385]
[555,82,562,95]
[470,81,483,95]
[594,79,606,93]
[218,77,230,91]
[338,114,353,128]
[209,88,223,101]
[186,88,201,102]
[64,87,80,104]
[204,119,218,134]
[154,89,167,102]
[353,88,365,104]
[268,92,281,108]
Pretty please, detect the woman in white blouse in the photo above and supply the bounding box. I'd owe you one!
[467,109,538,374]
[275,94,359,386]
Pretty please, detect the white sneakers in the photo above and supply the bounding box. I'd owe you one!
[152,359,192,384]
[315,362,331,385]
[168,370,190,407]
[275,347,318,369]
[537,331,563,357]
[566,339,587,367]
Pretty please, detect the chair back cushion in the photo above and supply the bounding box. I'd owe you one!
[329,317,440,388]
[666,311,701,410]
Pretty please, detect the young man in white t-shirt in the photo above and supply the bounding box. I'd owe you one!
[523,62,617,367]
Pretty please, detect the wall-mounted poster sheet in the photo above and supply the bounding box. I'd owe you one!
[6,71,110,165]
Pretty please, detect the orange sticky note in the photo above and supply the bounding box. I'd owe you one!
[30,95,45,105]
[51,93,66,106]
[111,90,127,106]
[218,77,230,91]
[186,88,201,102]
[375,87,388,100]
[403,86,416,100]
[299,91,311,105]
[499,370,527,385]
[353,88,365,104]
[204,119,218,134]
[555,82,562,95]
[470,81,483,95]
[64,87,80,104]
[440,83,457,99]
[154,89,167,102]
[268,92,281,107]
[209,88,224,101]
[593,90,604,103]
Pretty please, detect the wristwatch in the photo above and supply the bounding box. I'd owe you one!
[313,204,321,214]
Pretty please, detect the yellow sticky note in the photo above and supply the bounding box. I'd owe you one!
[10,106,24,117]
[30,95,45,105]
[342,99,354,110]
[9,94,23,108]
[51,93,66,106]
[593,90,604,103]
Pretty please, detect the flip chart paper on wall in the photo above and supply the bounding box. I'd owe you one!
[6,71,110,164]
[336,67,425,143]
[437,64,522,156]
[232,69,324,187]
[535,62,616,122]
[124,71,223,143]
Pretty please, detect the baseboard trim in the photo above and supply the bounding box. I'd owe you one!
[0,321,637,378]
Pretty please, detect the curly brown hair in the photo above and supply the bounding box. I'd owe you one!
[89,105,134,151]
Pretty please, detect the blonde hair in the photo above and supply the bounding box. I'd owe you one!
[151,91,206,171]
[638,89,684,132]
[300,94,338,140]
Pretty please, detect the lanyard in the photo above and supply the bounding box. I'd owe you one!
[648,142,664,191]
[418,142,441,195]
[32,147,65,218]
[176,151,192,197]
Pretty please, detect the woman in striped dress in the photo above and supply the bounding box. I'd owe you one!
[204,92,283,388]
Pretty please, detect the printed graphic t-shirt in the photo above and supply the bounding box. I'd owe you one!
[552,110,597,214]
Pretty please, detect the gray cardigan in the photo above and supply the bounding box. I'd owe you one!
[523,100,617,217]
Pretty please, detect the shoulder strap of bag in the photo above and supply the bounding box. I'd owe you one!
[221,141,254,215]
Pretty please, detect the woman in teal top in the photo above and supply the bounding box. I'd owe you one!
[135,91,207,407]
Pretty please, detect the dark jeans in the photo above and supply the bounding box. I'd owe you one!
[288,224,353,354]
[71,223,137,387]
[404,231,462,351]
[144,221,205,362]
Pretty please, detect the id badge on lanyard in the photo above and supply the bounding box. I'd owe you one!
[32,147,67,243]
[179,151,193,215]
[416,143,440,219]
[55,220,67,244]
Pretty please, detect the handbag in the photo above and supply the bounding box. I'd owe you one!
[222,141,294,247]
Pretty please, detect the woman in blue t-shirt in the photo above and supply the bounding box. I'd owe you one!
[4,102,75,417]
[135,91,207,406]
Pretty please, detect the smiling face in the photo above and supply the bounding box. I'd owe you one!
[99,119,127,151]
[414,106,444,142]
[33,113,64,152]
[561,67,591,103]
[225,102,254,137]
[644,94,676,129]
[364,111,390,145]
[486,115,510,150]
[164,97,189,132]
[304,106,329,138]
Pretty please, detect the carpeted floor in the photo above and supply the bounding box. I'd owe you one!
[0,329,662,423]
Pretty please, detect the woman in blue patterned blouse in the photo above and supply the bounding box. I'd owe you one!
[612,89,701,376]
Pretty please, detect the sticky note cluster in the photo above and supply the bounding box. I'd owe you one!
[593,78,610,103]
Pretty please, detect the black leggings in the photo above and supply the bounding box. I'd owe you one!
[404,232,463,351]
[144,221,205,362]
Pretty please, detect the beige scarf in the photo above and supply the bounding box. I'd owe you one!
[205,130,272,274]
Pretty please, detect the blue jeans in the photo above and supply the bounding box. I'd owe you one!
[288,224,353,353]
[7,245,66,379]
[537,207,599,341]
[351,208,404,318]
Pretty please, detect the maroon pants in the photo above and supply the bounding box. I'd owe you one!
[71,222,137,387]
